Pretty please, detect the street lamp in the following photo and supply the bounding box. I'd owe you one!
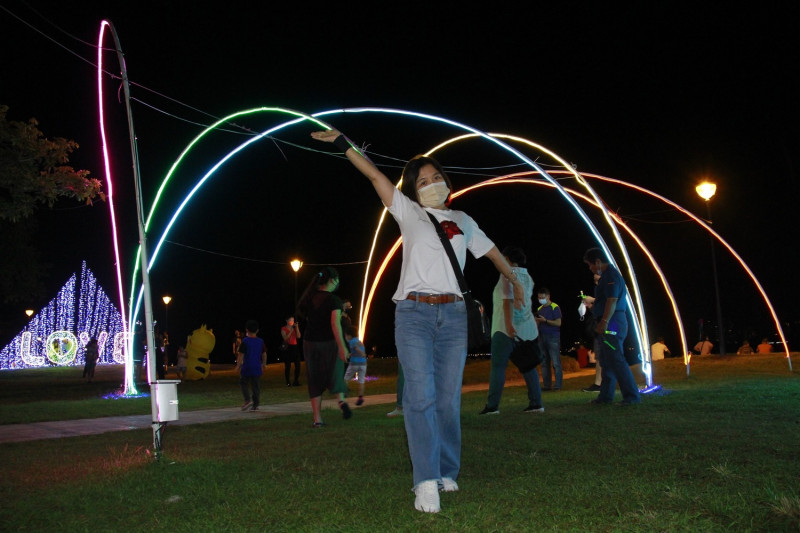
[290,259,303,306]
[25,309,34,317]
[162,295,172,334]
[696,181,726,355]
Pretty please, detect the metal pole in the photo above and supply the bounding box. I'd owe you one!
[706,202,726,356]
[106,21,163,459]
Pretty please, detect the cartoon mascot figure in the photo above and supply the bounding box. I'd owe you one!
[184,324,215,380]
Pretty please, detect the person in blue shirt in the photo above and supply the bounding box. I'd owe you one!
[583,248,641,405]
[343,326,368,406]
[235,320,267,411]
[535,287,562,391]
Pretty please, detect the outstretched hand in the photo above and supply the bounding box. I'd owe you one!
[311,129,341,143]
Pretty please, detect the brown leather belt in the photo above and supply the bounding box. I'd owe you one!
[406,293,463,305]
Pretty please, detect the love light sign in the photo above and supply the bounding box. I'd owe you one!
[0,262,126,370]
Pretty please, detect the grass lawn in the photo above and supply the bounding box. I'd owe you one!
[1,354,798,531]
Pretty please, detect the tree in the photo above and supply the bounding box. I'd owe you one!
[0,105,104,303]
[0,104,104,222]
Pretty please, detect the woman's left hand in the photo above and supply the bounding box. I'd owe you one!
[311,129,341,143]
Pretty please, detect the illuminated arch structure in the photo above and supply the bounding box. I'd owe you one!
[98,99,791,386]
[120,108,645,372]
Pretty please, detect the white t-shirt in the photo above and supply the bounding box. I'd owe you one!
[650,341,669,360]
[491,266,538,341]
[387,188,495,302]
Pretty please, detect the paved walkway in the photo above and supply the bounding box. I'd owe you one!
[0,371,595,444]
[0,393,398,444]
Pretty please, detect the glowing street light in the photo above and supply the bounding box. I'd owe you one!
[290,259,303,306]
[162,295,171,334]
[696,182,717,201]
[696,181,726,355]
[25,309,34,317]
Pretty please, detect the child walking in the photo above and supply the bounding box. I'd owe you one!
[235,320,267,411]
[343,326,368,406]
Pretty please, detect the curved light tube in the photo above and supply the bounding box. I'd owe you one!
[553,170,791,367]
[127,109,331,333]
[97,21,134,393]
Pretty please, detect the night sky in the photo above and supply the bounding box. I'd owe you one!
[2,2,798,361]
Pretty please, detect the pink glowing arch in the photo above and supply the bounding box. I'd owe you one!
[97,20,135,393]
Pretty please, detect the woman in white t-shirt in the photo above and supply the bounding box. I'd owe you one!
[311,129,524,514]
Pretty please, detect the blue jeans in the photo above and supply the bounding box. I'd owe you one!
[396,362,404,408]
[539,334,562,389]
[395,298,468,487]
[595,313,640,403]
[486,332,542,409]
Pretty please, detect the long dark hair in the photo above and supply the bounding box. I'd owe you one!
[399,155,453,204]
[296,266,339,319]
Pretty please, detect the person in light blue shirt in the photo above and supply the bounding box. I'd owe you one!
[343,326,368,405]
[480,246,544,415]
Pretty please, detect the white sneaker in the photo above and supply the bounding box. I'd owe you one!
[413,480,440,513]
[386,407,404,418]
[441,477,459,492]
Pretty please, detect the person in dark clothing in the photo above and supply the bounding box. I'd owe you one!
[82,338,99,382]
[296,267,351,427]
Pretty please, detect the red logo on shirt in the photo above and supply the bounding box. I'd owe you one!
[440,221,463,240]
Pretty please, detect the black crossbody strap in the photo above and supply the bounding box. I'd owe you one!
[426,212,470,296]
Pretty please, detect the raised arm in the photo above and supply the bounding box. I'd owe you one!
[311,129,397,207]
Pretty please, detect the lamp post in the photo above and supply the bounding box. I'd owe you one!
[696,181,726,355]
[290,259,303,307]
[162,295,172,335]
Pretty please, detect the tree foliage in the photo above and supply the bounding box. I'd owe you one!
[0,104,104,223]
[0,105,104,304]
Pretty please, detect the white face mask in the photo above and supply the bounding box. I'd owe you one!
[538,298,547,305]
[417,182,450,208]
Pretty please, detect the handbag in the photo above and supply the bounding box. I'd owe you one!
[426,212,490,351]
[624,346,641,366]
[509,336,543,373]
